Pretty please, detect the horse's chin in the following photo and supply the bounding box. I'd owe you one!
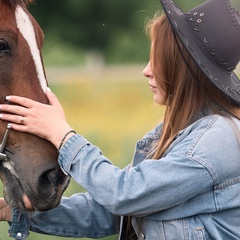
[0,165,25,209]
[24,175,71,212]
[22,194,34,210]
[0,165,70,211]
[3,177,70,211]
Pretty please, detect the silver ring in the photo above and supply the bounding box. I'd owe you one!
[20,117,24,125]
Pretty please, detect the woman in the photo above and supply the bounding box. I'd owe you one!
[1,0,240,239]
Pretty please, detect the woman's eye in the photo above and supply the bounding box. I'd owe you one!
[0,40,10,53]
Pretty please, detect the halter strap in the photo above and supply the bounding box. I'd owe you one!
[0,124,11,161]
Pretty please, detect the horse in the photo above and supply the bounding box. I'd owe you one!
[0,0,70,211]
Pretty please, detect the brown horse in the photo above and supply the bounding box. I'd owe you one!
[0,0,70,211]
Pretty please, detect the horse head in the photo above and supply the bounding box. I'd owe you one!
[0,0,70,211]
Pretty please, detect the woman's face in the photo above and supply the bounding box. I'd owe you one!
[143,61,165,104]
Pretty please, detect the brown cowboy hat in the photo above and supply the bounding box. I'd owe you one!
[159,0,240,104]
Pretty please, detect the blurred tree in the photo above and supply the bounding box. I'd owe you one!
[29,1,154,60]
[29,0,158,64]
[30,0,238,64]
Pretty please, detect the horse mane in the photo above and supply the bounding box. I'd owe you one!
[2,0,34,7]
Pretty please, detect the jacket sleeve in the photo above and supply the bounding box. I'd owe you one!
[58,134,214,217]
[30,192,119,238]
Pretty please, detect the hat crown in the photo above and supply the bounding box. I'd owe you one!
[186,0,240,72]
[160,0,240,104]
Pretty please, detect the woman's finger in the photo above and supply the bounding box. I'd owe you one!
[45,88,66,118]
[5,96,37,108]
[0,198,12,221]
[6,123,29,133]
[0,104,28,116]
[45,88,63,109]
[0,113,26,125]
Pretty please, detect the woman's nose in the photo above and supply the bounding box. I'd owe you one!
[143,62,152,78]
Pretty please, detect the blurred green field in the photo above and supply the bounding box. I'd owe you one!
[0,65,164,240]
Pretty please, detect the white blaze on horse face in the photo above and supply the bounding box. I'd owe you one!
[15,6,47,91]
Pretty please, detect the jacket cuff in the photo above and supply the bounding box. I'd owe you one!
[58,134,90,175]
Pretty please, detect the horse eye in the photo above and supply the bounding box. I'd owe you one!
[0,40,10,53]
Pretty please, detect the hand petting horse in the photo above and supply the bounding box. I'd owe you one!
[0,0,70,212]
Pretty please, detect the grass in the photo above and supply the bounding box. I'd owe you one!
[0,65,164,240]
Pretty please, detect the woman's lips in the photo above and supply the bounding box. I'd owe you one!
[149,84,158,92]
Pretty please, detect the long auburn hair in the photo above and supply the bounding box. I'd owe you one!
[146,14,240,159]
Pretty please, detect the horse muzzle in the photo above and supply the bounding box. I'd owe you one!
[0,157,70,211]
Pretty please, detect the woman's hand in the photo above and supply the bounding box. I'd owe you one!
[0,88,74,149]
[0,198,12,221]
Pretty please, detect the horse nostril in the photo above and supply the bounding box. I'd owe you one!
[39,169,65,192]
[38,169,56,193]
[47,169,63,187]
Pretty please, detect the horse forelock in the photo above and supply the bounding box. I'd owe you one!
[2,0,33,7]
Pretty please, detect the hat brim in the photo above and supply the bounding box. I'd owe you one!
[160,0,240,104]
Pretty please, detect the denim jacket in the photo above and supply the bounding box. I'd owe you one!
[25,112,240,239]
